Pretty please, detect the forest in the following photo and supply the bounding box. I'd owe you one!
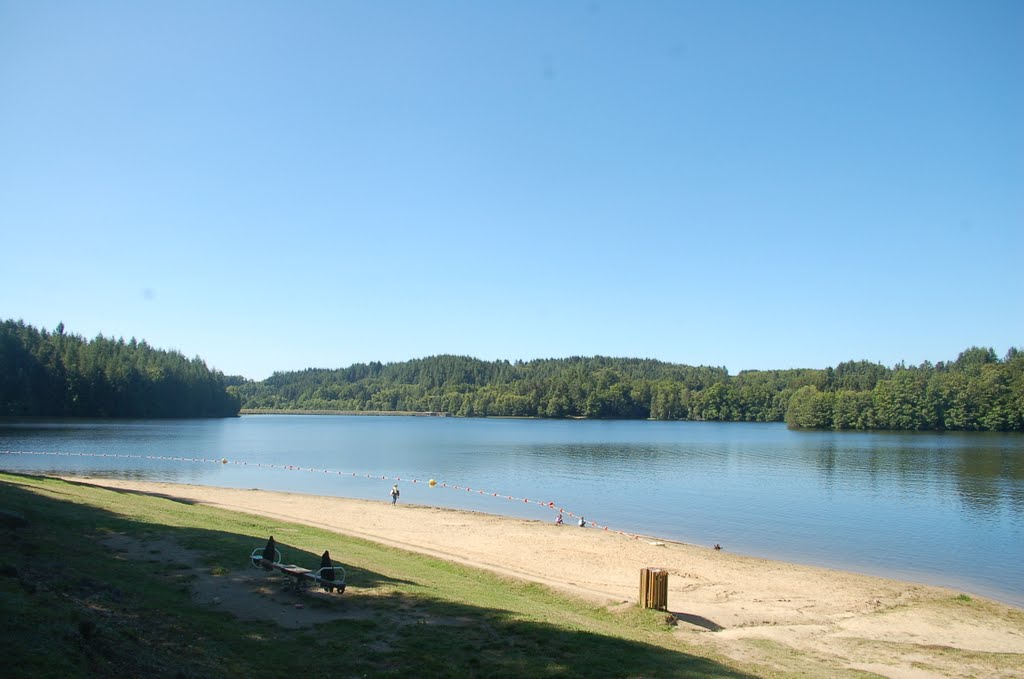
[0,320,240,418]
[233,347,1024,432]
[3,319,1021,430]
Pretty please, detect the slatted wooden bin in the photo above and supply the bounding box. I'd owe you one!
[639,567,668,610]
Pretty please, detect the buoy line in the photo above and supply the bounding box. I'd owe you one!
[1,449,645,540]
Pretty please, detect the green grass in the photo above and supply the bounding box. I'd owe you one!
[0,472,760,678]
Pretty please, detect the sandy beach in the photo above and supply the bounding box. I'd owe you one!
[72,477,1024,678]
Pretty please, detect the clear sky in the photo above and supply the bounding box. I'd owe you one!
[2,1,1021,380]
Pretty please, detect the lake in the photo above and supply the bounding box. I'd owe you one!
[2,415,1022,607]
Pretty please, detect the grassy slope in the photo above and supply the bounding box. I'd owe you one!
[0,473,762,679]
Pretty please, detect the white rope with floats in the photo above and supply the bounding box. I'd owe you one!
[0,450,644,539]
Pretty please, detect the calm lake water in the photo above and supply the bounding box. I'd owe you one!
[2,415,1022,607]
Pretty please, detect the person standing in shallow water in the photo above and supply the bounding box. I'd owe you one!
[390,484,400,505]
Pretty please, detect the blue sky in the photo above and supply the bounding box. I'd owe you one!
[2,1,1021,380]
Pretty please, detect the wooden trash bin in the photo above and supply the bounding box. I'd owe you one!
[640,567,668,610]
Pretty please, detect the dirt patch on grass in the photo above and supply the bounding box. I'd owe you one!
[99,532,361,629]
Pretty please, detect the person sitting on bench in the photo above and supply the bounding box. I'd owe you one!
[319,550,335,583]
[260,536,278,570]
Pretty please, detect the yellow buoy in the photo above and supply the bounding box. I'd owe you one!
[428,479,437,487]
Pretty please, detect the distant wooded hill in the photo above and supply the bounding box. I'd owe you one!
[0,319,240,418]
[233,348,1024,432]
[3,319,1020,430]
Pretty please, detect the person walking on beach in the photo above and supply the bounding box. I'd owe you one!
[390,484,400,505]
[578,516,586,527]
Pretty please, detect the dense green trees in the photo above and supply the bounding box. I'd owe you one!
[777,348,1024,432]
[232,347,1024,431]
[4,318,1020,431]
[234,356,732,420]
[0,320,239,418]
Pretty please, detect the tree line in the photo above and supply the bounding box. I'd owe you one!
[784,347,1024,431]
[0,319,240,418]
[233,348,1024,431]
[3,319,1020,430]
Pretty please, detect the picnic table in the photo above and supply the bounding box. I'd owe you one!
[251,536,346,594]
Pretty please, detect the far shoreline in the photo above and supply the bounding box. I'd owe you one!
[239,409,580,420]
[239,408,452,417]
[241,410,656,421]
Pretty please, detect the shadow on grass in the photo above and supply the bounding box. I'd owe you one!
[61,476,204,505]
[1,473,756,678]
